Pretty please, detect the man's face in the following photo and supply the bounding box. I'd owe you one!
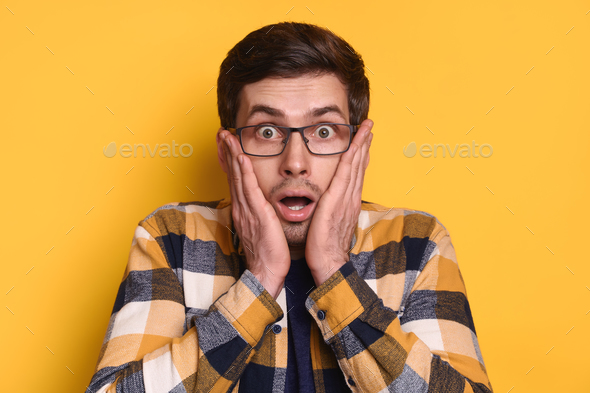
[219,73,350,250]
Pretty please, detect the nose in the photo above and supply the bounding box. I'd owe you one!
[279,130,310,178]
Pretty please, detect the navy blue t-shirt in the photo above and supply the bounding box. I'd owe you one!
[284,258,316,393]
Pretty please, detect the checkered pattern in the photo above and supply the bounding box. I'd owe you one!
[86,198,493,392]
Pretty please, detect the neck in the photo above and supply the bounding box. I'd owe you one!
[289,245,305,261]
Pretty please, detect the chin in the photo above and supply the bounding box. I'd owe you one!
[282,220,310,247]
[287,240,306,248]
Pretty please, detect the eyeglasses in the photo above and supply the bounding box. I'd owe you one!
[226,123,360,157]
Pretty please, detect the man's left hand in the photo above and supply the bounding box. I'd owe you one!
[305,119,374,286]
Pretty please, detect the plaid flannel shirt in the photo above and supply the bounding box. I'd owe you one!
[87,198,493,392]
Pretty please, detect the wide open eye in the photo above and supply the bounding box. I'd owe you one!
[314,124,336,139]
[256,125,281,139]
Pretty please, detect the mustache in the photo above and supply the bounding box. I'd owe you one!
[269,179,322,200]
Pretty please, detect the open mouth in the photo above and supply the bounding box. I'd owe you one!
[280,196,312,211]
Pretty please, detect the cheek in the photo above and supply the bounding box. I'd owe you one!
[313,157,341,190]
[249,159,273,199]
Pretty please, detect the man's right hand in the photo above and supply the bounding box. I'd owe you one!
[219,129,290,299]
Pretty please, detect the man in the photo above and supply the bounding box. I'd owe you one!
[87,22,493,393]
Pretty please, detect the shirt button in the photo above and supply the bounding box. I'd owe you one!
[347,377,356,386]
[317,310,326,320]
[272,324,282,334]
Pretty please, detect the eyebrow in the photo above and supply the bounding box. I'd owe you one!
[246,104,347,123]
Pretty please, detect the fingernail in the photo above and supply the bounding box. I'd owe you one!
[239,155,243,164]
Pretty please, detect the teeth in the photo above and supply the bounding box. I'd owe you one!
[287,205,306,211]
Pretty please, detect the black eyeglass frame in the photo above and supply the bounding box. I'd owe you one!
[226,123,361,157]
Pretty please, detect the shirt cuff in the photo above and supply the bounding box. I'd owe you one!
[305,261,379,342]
[215,269,284,347]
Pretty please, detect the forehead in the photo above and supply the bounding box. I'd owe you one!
[237,73,349,124]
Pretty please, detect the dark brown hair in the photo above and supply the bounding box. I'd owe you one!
[217,22,370,129]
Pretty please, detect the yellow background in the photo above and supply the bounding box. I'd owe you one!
[1,1,589,391]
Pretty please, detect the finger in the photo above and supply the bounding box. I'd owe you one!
[346,131,367,197]
[352,132,372,203]
[326,121,369,199]
[351,124,372,196]
[238,153,268,211]
[345,120,373,200]
[222,133,240,208]
[225,133,248,210]
[327,140,357,198]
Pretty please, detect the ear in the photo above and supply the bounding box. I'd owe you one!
[216,127,228,174]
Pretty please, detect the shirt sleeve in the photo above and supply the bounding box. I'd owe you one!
[87,218,283,393]
[305,227,493,393]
